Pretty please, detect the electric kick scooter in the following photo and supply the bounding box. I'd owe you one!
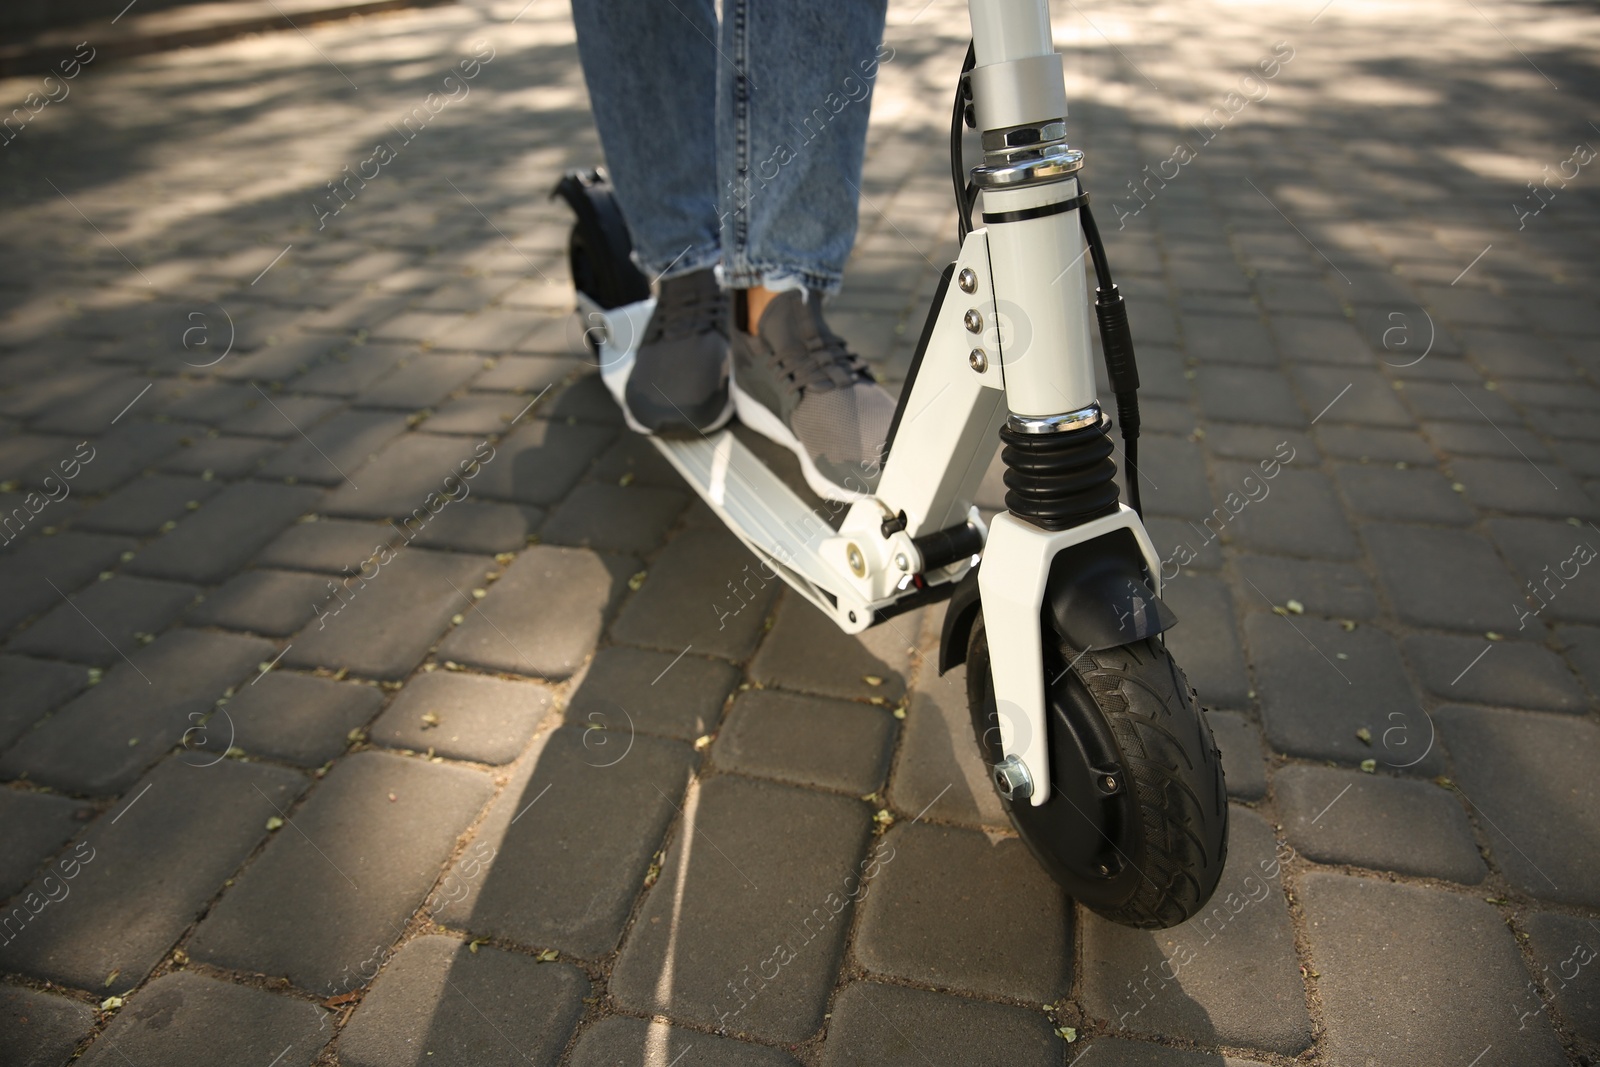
[555,0,1227,929]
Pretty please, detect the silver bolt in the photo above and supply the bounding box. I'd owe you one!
[963,309,983,334]
[993,755,1033,801]
[1098,864,1111,876]
[894,552,909,571]
[1103,775,1117,792]
[846,543,866,577]
[969,349,988,373]
[957,268,977,294]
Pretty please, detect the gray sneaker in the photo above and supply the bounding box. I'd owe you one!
[623,268,733,439]
[730,289,895,502]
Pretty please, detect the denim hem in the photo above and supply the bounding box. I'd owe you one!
[720,263,844,296]
[642,244,723,284]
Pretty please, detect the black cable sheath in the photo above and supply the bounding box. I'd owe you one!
[951,41,976,242]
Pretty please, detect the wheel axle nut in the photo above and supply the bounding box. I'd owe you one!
[957,268,978,294]
[846,543,866,578]
[993,755,1033,801]
[963,309,983,333]
[1103,774,1118,792]
[969,349,988,373]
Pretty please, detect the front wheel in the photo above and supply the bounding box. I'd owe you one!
[967,613,1228,928]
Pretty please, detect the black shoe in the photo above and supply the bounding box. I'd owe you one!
[623,268,734,438]
[730,289,895,502]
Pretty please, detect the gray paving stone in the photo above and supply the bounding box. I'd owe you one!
[256,516,399,574]
[1081,807,1310,1053]
[586,433,682,489]
[338,935,586,1067]
[853,820,1069,1001]
[1146,516,1224,572]
[715,689,896,795]
[1334,463,1476,524]
[568,1014,801,1067]
[320,433,491,520]
[1522,910,1600,1043]
[0,654,85,752]
[224,671,383,767]
[1246,613,1439,773]
[1555,623,1600,697]
[257,410,409,485]
[415,392,534,435]
[611,775,872,1042]
[354,354,484,410]
[22,423,193,496]
[125,482,321,585]
[1294,366,1412,427]
[0,628,275,794]
[1486,516,1600,626]
[610,526,782,661]
[1400,379,1522,422]
[1199,425,1318,467]
[468,418,616,506]
[539,482,687,555]
[1364,523,1528,632]
[1209,463,1359,559]
[73,474,222,536]
[1193,366,1302,426]
[1160,573,1250,709]
[818,981,1059,1067]
[289,345,406,396]
[1207,710,1266,800]
[76,971,324,1067]
[1064,1037,1271,1065]
[436,545,631,680]
[10,575,199,666]
[1231,554,1378,621]
[1313,425,1437,465]
[220,392,342,438]
[1270,314,1372,365]
[887,655,1008,830]
[401,499,542,555]
[1274,763,1485,882]
[431,725,694,958]
[1423,417,1553,461]
[473,354,577,394]
[1136,433,1215,518]
[750,596,920,705]
[371,670,553,764]
[1402,634,1587,712]
[0,757,305,990]
[1179,311,1275,366]
[0,788,93,900]
[1300,873,1568,1066]
[564,645,739,742]
[189,750,494,993]
[1436,706,1600,907]
[0,531,137,634]
[283,548,494,680]
[0,985,95,1067]
[1454,456,1597,519]
[186,568,334,636]
[156,434,276,479]
[423,309,542,352]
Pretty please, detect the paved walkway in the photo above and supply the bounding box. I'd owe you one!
[1,0,1598,1063]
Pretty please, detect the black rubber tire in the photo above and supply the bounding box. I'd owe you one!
[967,613,1228,928]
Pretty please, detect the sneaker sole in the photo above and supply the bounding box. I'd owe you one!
[730,380,873,504]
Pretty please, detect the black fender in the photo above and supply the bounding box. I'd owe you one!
[549,168,650,310]
[939,526,1176,674]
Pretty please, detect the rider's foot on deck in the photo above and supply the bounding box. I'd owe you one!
[623,268,734,439]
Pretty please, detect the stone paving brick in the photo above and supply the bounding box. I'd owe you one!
[0,788,92,900]
[1231,554,1378,621]
[1402,634,1587,712]
[256,516,398,574]
[73,474,221,536]
[416,392,533,435]
[1065,1038,1272,1065]
[568,1014,801,1067]
[1435,706,1600,907]
[1553,437,1600,478]
[1423,418,1553,461]
[1496,378,1600,412]
[338,935,586,1067]
[539,482,687,555]
[0,985,95,1067]
[371,670,553,764]
[10,575,199,666]
[1246,613,1440,772]
[1363,523,1528,632]
[354,354,484,410]
[0,628,274,794]
[1209,462,1359,559]
[1522,911,1600,1043]
[189,750,493,992]
[565,645,739,741]
[1270,315,1372,365]
[1333,463,1476,524]
[126,482,322,585]
[817,981,1058,1067]
[1399,379,1521,423]
[611,775,872,1042]
[432,725,694,958]
[1300,873,1568,1066]
[436,545,631,680]
[1454,456,1597,519]
[853,821,1069,1001]
[1295,366,1412,427]
[1179,312,1275,366]
[284,548,494,680]
[610,526,782,661]
[469,417,616,506]
[750,596,920,705]
[300,292,411,333]
[1556,623,1600,696]
[435,309,549,353]
[1133,433,1215,519]
[1199,425,1317,467]
[321,433,490,519]
[223,671,381,767]
[715,689,896,795]
[1081,807,1310,1053]
[1207,710,1266,800]
[371,310,463,345]
[414,276,520,312]
[1160,573,1250,709]
[1273,763,1485,882]
[187,568,334,636]
[0,654,85,752]
[1313,425,1437,466]
[586,433,683,489]
[0,757,306,990]
[75,971,324,1067]
[1145,516,1223,571]
[887,656,1007,830]
[159,382,265,427]
[219,392,343,438]
[257,410,409,486]
[402,499,542,555]
[1486,516,1600,626]
[157,434,277,479]
[1523,405,1600,443]
[1193,367,1302,426]
[289,345,407,396]
[473,354,577,394]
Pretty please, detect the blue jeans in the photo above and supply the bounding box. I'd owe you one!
[571,0,890,294]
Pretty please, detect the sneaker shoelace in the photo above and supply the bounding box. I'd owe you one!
[774,316,871,396]
[645,279,723,344]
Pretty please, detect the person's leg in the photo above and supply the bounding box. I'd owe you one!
[570,0,721,278]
